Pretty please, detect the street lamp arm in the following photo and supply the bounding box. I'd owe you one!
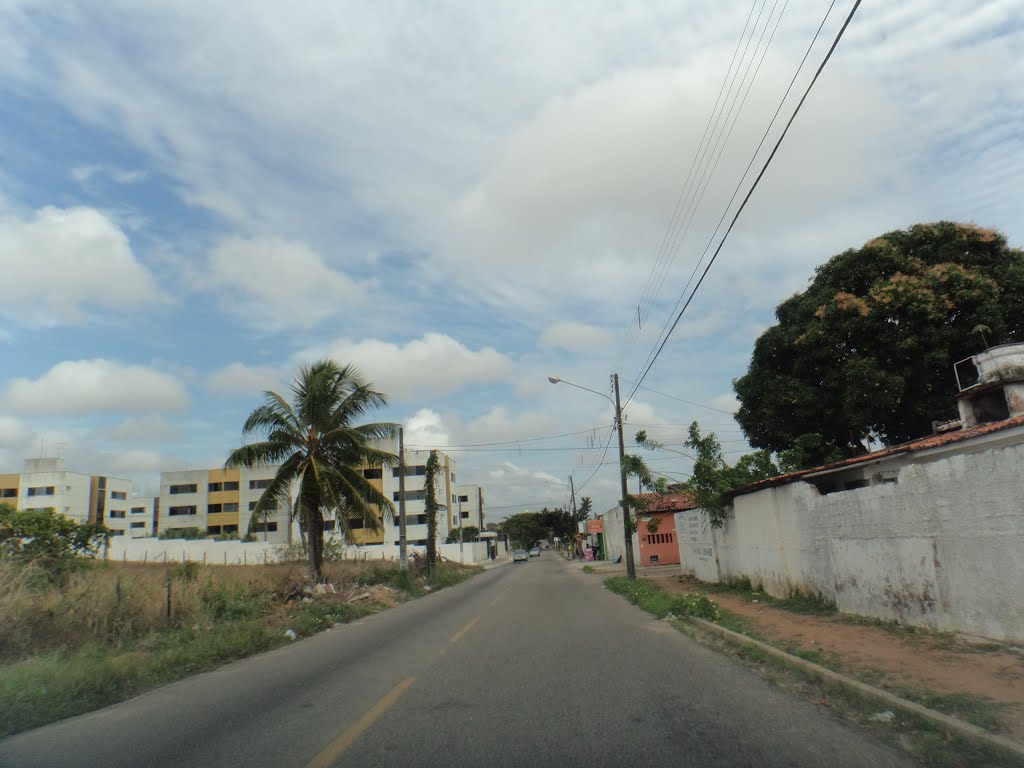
[547,375,615,408]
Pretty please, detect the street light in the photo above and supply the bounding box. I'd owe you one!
[548,373,636,579]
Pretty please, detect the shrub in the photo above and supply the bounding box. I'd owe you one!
[604,576,721,621]
[158,527,205,540]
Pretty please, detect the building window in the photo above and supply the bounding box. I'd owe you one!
[252,522,278,533]
[248,501,258,511]
[323,520,335,531]
[27,486,55,497]
[458,495,469,503]
[131,507,146,514]
[362,468,383,479]
[110,491,127,500]
[0,489,16,498]
[208,504,222,515]
[207,525,222,535]
[168,505,197,516]
[110,530,124,537]
[393,489,426,502]
[169,484,197,495]
[223,481,239,491]
[249,478,272,490]
[222,502,239,513]
[392,465,427,477]
[108,510,126,519]
[208,482,222,492]
[451,471,456,482]
[461,511,469,519]
[130,521,146,529]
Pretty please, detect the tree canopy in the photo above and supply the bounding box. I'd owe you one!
[226,359,397,582]
[734,222,1024,466]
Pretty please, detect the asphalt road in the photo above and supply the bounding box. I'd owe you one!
[0,556,911,768]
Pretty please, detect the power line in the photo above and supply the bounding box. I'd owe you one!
[623,0,791,385]
[404,425,609,450]
[622,381,737,414]
[614,0,789,374]
[626,0,861,404]
[572,426,617,495]
[613,0,763,373]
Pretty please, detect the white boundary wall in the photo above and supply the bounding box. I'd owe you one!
[675,443,1024,642]
[106,538,494,566]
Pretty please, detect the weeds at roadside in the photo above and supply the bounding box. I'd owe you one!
[607,576,1022,767]
[0,557,480,738]
[582,565,596,574]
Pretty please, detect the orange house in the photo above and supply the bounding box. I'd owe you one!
[636,493,696,566]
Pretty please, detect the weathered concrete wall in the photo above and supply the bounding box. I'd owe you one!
[674,443,1024,642]
[105,538,495,566]
[602,506,641,565]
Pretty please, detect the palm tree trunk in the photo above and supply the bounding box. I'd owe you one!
[308,519,324,583]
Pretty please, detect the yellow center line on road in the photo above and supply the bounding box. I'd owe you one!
[488,593,503,609]
[448,615,480,646]
[305,676,416,768]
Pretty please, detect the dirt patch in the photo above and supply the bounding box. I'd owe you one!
[651,574,1024,740]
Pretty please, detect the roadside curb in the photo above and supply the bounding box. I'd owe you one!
[689,617,1024,760]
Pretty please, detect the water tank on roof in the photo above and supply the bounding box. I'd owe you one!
[955,342,1024,428]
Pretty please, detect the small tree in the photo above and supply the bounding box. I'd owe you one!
[445,525,480,544]
[0,503,110,578]
[578,496,593,519]
[423,449,442,578]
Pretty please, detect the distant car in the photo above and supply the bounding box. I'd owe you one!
[513,549,529,563]
[529,547,541,558]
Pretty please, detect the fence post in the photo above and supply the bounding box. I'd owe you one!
[224,551,227,565]
[243,550,246,565]
[203,551,207,565]
[165,574,172,628]
[143,550,148,564]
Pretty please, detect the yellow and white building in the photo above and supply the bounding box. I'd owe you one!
[0,458,136,534]
[157,466,292,542]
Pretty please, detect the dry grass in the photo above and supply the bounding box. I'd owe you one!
[0,557,480,737]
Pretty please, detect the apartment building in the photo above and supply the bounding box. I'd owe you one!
[158,466,292,543]
[453,484,485,531]
[0,458,133,531]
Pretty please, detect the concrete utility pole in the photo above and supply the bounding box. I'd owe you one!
[398,427,408,570]
[569,474,578,520]
[613,373,636,579]
[458,497,464,561]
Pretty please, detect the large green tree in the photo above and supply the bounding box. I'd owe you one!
[734,222,1024,466]
[226,360,398,582]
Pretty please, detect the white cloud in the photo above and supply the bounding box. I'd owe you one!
[103,415,183,442]
[204,236,367,331]
[540,321,613,352]
[706,394,740,414]
[403,408,449,450]
[298,333,515,401]
[0,416,32,449]
[3,359,188,415]
[71,164,148,185]
[206,362,283,395]
[109,449,164,473]
[0,206,160,327]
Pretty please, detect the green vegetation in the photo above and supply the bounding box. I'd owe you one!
[0,556,478,738]
[445,525,479,544]
[226,359,399,582]
[424,449,441,576]
[581,565,596,574]
[694,576,838,615]
[734,222,1024,467]
[604,576,720,621]
[0,504,109,581]
[158,527,205,540]
[499,508,576,549]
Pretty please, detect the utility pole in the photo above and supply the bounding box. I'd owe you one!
[458,497,464,562]
[569,474,578,521]
[398,426,408,570]
[613,373,636,579]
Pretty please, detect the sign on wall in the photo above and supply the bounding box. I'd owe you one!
[587,519,604,534]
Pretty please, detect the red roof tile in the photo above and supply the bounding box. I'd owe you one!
[633,492,697,512]
[733,414,1024,497]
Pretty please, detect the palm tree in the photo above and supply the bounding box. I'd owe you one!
[226,359,398,582]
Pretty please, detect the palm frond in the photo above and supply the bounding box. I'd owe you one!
[247,453,304,527]
[226,441,297,469]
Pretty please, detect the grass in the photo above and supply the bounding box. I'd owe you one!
[604,576,720,621]
[0,557,479,738]
[691,575,838,616]
[603,575,1023,767]
[581,565,596,574]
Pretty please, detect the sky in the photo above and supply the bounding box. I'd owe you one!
[0,0,1022,519]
